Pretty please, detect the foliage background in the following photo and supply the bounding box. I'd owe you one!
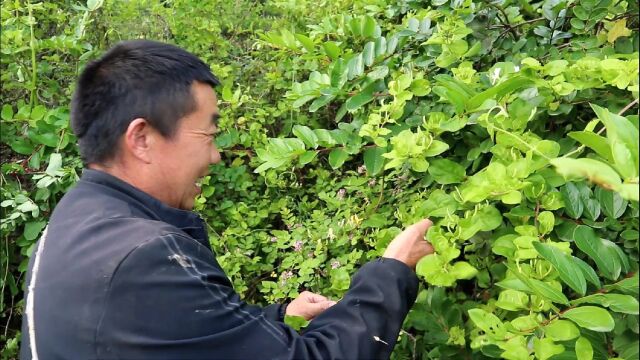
[1,0,638,359]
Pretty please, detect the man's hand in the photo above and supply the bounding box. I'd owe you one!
[383,218,434,269]
[286,291,337,321]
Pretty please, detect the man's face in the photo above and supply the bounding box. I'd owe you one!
[154,82,221,210]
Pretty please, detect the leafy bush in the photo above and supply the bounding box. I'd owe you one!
[1,0,638,359]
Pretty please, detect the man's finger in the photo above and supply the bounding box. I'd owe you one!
[412,218,433,234]
[313,300,337,311]
[306,293,328,303]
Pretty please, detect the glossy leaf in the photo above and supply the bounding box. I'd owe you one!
[533,242,586,295]
[328,148,348,169]
[562,306,615,332]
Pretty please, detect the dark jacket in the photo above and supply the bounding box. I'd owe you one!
[20,169,419,359]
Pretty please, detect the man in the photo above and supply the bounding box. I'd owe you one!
[20,40,434,359]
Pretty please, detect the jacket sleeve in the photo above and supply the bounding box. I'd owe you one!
[263,303,287,322]
[97,232,418,359]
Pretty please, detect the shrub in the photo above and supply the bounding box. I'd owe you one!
[1,0,638,359]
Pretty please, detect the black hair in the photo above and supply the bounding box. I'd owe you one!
[70,40,219,165]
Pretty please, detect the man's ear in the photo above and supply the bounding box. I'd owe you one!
[123,118,154,164]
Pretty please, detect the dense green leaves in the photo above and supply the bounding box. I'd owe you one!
[3,0,638,358]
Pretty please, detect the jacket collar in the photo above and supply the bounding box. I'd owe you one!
[80,168,209,244]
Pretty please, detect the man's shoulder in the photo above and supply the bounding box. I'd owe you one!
[47,183,197,255]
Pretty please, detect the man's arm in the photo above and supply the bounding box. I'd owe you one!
[96,226,426,359]
[96,218,426,359]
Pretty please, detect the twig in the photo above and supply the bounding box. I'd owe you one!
[490,17,546,30]
[487,3,519,39]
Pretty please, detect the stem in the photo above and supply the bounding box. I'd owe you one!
[492,4,519,39]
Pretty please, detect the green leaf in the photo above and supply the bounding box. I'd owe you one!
[362,16,377,38]
[294,33,315,52]
[374,37,387,57]
[347,53,364,79]
[313,129,336,147]
[537,211,555,235]
[416,254,456,286]
[533,242,587,295]
[1,104,14,120]
[604,274,639,297]
[308,94,335,112]
[409,158,429,172]
[467,76,534,111]
[87,0,104,11]
[330,59,348,89]
[425,140,449,157]
[529,278,570,305]
[544,320,580,341]
[418,190,459,218]
[468,308,506,336]
[591,104,639,179]
[615,183,639,201]
[284,315,310,331]
[571,293,639,315]
[328,148,348,169]
[595,187,627,219]
[501,191,522,205]
[533,337,565,360]
[428,159,465,184]
[572,257,601,289]
[575,337,593,360]
[568,131,612,161]
[496,278,532,293]
[298,151,318,166]
[495,289,529,311]
[10,138,35,155]
[322,42,341,60]
[551,158,622,192]
[45,153,63,176]
[345,81,381,112]
[386,35,399,54]
[363,41,375,66]
[449,261,478,280]
[582,198,601,221]
[602,239,630,273]
[330,267,350,290]
[573,225,621,280]
[368,66,389,80]
[292,125,319,149]
[561,306,615,332]
[560,183,584,219]
[363,147,385,176]
[23,221,47,241]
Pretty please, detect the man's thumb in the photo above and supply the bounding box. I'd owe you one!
[412,218,433,234]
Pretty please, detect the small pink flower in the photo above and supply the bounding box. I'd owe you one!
[368,179,376,187]
[331,260,341,269]
[293,240,303,252]
[280,270,294,285]
[337,188,346,200]
[270,236,278,243]
[357,165,366,174]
